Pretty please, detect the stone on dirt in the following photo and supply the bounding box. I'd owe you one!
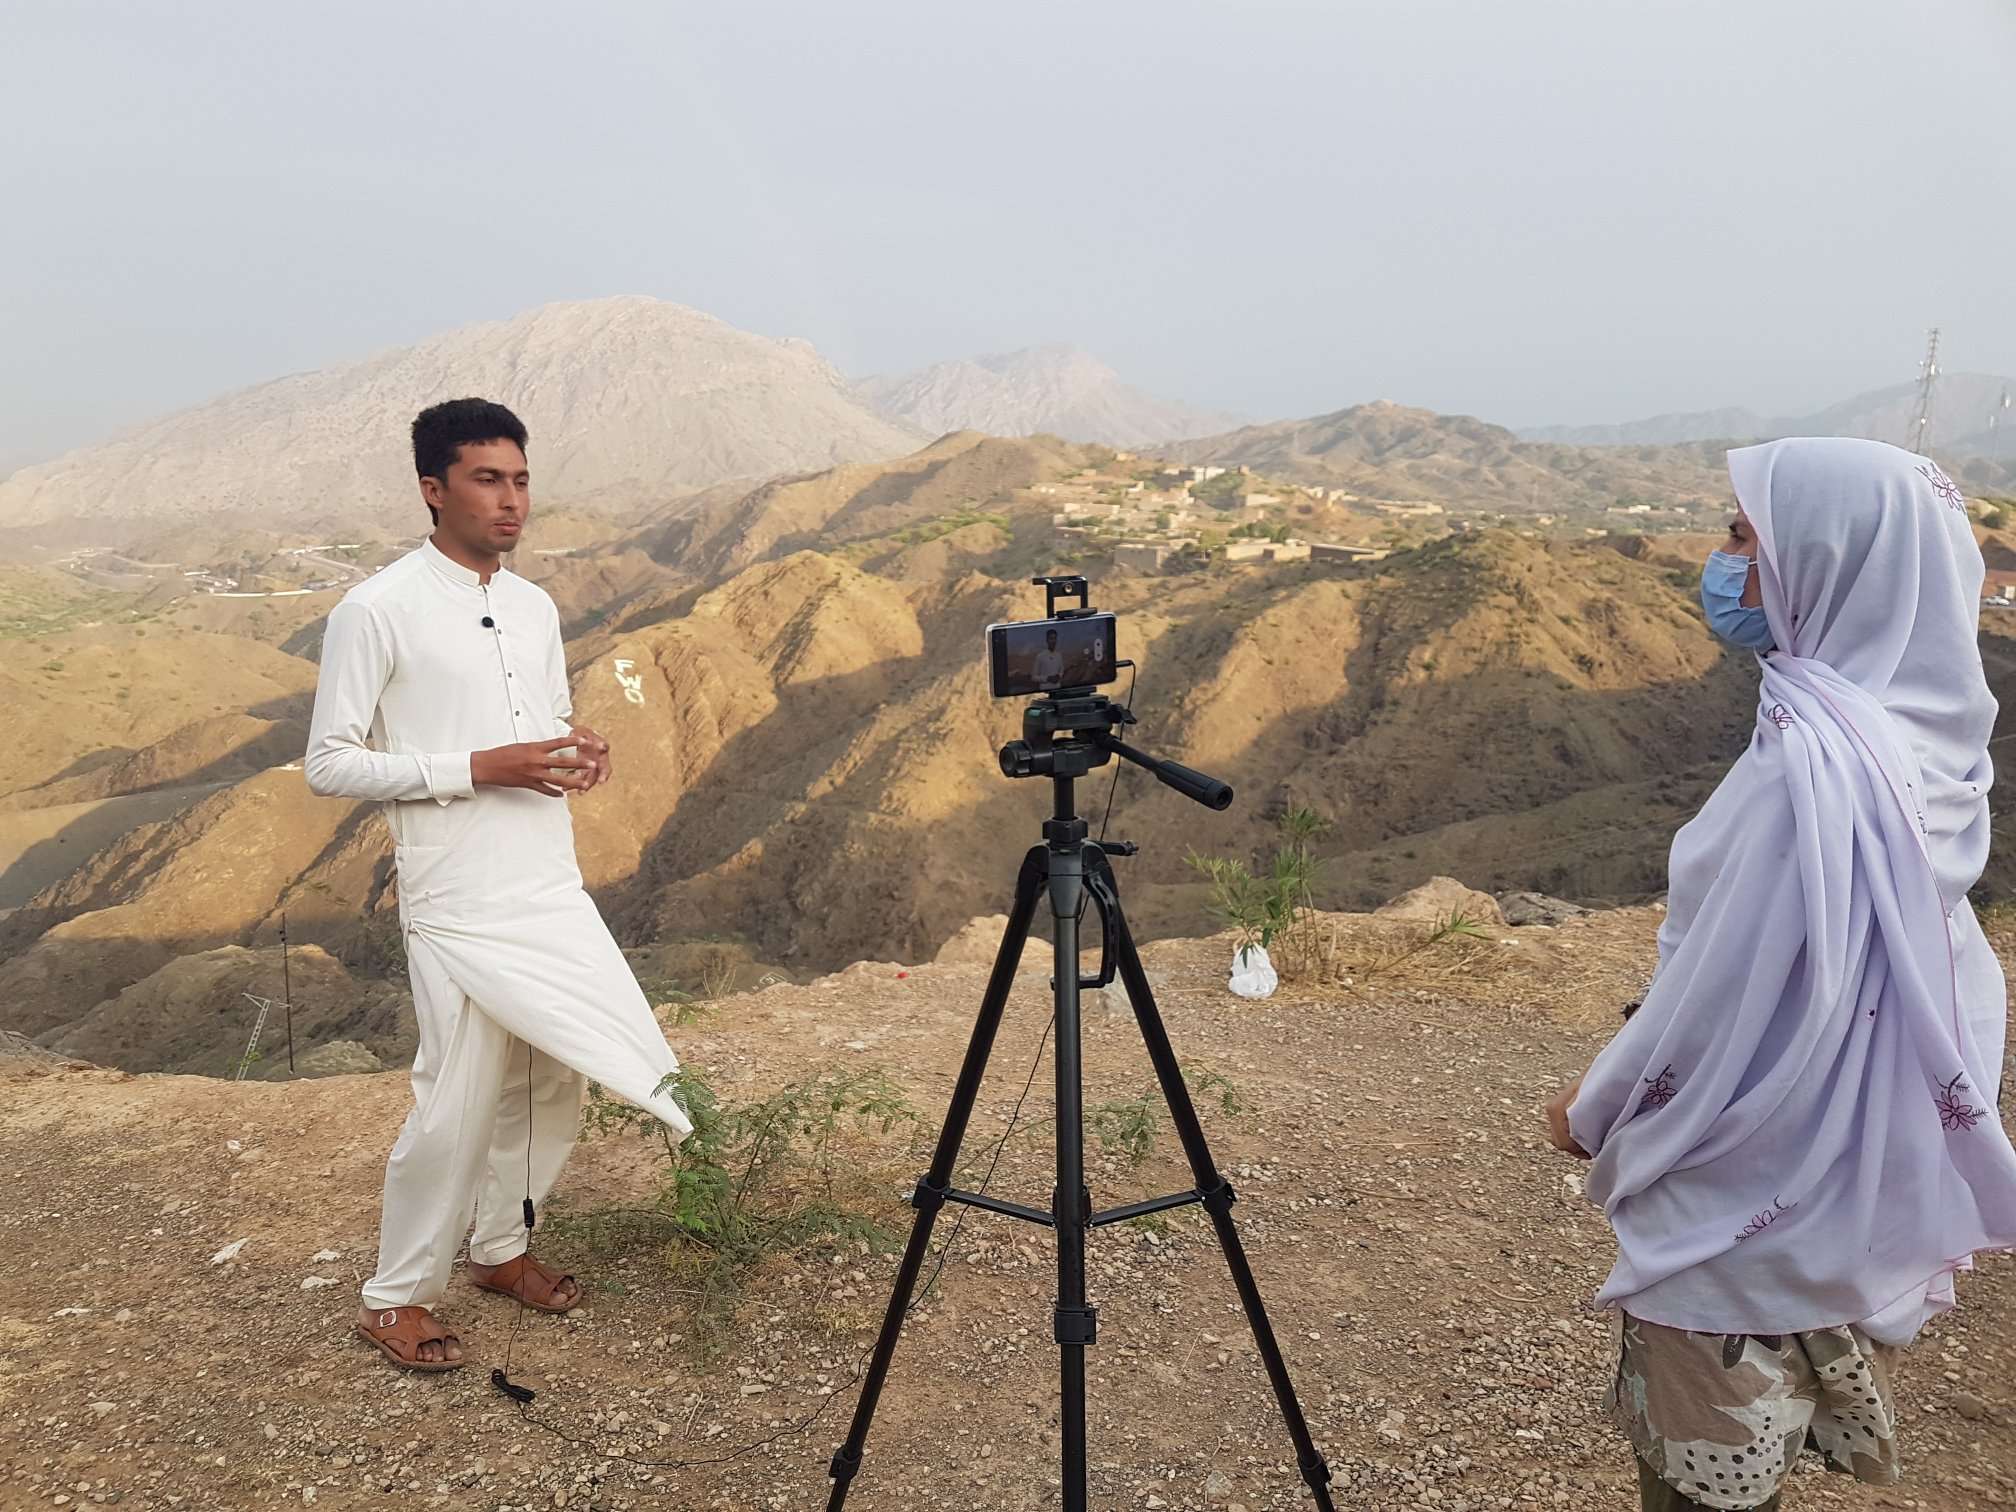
[1375,876,1506,927]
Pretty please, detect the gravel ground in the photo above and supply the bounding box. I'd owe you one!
[3,907,2014,1511]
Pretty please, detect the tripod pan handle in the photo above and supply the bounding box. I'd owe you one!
[1101,735,1235,811]
[1154,759,1233,811]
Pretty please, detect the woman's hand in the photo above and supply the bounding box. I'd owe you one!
[1544,1072,1592,1159]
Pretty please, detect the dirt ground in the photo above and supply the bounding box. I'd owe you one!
[4,907,2015,1512]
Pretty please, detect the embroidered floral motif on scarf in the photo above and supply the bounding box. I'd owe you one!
[1733,1198,1793,1245]
[1937,1072,1985,1132]
[1916,461,1966,511]
[1637,1064,1679,1114]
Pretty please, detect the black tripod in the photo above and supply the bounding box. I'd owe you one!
[827,684,1336,1510]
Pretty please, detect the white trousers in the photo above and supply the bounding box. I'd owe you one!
[360,875,691,1312]
[361,933,589,1311]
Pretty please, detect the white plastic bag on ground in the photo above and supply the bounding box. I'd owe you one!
[1227,943,1278,1000]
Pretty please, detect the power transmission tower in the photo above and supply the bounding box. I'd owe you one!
[280,911,294,1080]
[1908,327,1941,453]
[233,917,299,1081]
[234,993,278,1081]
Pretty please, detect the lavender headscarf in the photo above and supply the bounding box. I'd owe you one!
[1568,437,2016,1346]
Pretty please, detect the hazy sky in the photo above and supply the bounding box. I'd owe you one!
[4,0,2013,470]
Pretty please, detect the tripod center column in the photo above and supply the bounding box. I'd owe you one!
[1044,798,1096,1510]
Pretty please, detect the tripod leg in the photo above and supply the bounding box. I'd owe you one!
[1090,856,1337,1511]
[826,846,1048,1510]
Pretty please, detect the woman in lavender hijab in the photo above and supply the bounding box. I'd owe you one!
[1543,438,2016,1511]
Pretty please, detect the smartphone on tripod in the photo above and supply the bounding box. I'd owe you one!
[985,610,1118,698]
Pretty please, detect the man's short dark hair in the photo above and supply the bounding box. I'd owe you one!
[412,399,529,522]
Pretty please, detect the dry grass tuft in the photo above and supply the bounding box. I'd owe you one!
[1274,907,1659,1027]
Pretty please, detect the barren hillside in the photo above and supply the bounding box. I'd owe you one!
[0,627,318,802]
[0,510,1884,1072]
[589,527,1759,971]
[630,430,1094,588]
[12,430,2016,1083]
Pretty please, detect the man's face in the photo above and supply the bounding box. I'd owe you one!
[1046,631,1058,650]
[423,439,530,557]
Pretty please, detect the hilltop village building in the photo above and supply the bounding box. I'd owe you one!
[1309,541,1389,564]
[1045,458,1400,574]
[1113,540,1195,573]
[1223,539,1311,563]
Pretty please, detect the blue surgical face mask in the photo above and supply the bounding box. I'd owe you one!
[1700,550,1774,651]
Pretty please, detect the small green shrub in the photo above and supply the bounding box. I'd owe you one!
[635,973,712,1028]
[568,1065,921,1346]
[1090,1066,1249,1166]
[1017,1064,1251,1167]
[1187,806,1332,969]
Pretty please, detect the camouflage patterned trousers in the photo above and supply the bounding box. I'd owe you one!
[1609,1313,1901,1511]
[1637,1454,1777,1512]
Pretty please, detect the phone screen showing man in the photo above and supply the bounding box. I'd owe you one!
[987,613,1119,698]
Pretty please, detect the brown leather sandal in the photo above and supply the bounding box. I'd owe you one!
[354,1306,466,1373]
[468,1253,581,1314]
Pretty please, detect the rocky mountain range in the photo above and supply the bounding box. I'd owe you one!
[0,297,921,549]
[8,320,2016,1081]
[1161,399,2016,507]
[1525,371,2016,458]
[1153,401,1736,510]
[856,345,1238,447]
[4,424,1908,1077]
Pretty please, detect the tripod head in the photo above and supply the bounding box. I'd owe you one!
[992,573,1231,812]
[998,689,1233,811]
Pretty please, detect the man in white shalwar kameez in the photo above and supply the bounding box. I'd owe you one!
[305,398,693,1372]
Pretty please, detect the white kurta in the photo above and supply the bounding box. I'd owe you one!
[306,537,691,1310]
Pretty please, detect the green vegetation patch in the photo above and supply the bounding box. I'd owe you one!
[557,1064,922,1350]
[0,576,147,640]
[890,509,1012,547]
